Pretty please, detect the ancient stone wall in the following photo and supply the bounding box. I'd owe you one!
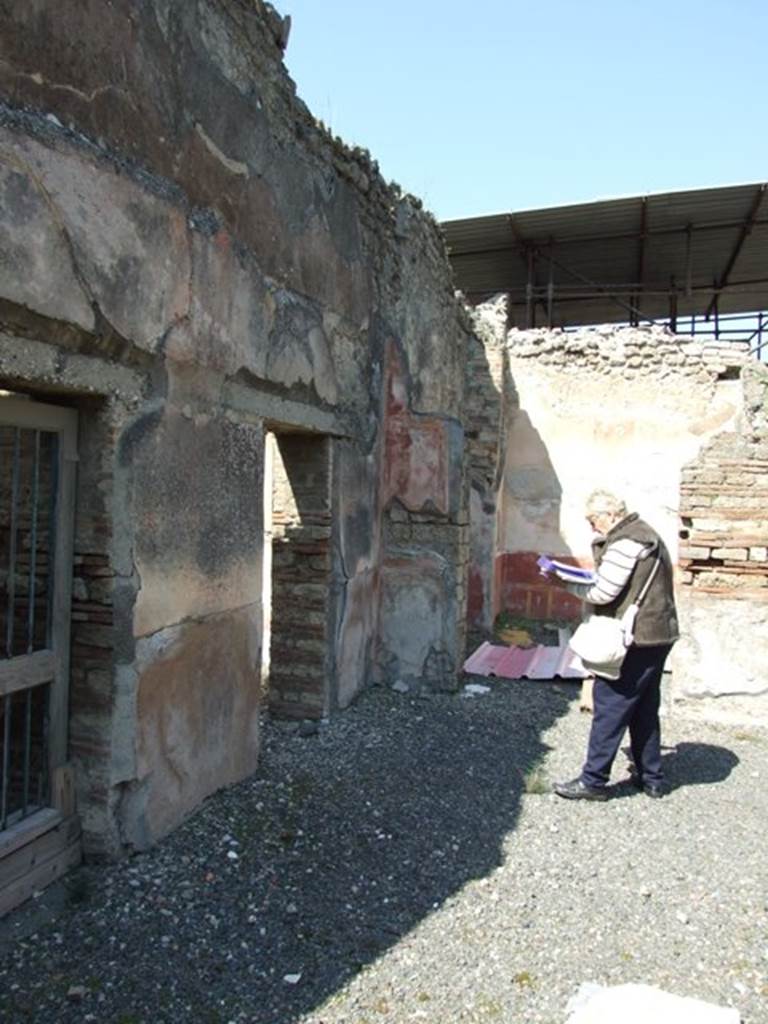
[468,307,768,721]
[0,1,471,853]
[375,338,469,692]
[68,401,119,858]
[490,323,748,627]
[671,361,768,722]
[463,296,508,632]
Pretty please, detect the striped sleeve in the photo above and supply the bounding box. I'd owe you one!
[567,538,649,606]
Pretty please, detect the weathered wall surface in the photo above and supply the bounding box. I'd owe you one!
[0,1,469,853]
[671,362,768,723]
[468,307,767,721]
[464,296,508,632]
[376,336,469,691]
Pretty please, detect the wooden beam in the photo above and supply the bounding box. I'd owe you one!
[0,815,79,891]
[0,807,60,860]
[49,417,78,772]
[0,816,81,917]
[0,650,54,698]
[51,764,76,817]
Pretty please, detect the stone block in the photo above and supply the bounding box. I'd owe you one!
[671,593,768,724]
[713,548,747,560]
[690,518,726,532]
[387,503,409,523]
[679,546,710,560]
[0,139,95,333]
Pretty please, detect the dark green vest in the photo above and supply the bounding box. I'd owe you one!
[591,513,679,647]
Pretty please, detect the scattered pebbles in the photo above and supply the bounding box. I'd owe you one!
[1,680,765,1023]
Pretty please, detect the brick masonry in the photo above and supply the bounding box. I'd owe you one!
[677,359,768,599]
[679,457,768,598]
[267,433,333,720]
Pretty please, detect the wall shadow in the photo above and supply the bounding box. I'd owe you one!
[464,305,581,645]
[0,682,577,1022]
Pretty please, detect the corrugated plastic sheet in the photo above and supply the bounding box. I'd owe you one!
[463,640,587,680]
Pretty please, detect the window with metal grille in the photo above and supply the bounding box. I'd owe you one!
[0,425,57,829]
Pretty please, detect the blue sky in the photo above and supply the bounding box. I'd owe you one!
[276,1,768,221]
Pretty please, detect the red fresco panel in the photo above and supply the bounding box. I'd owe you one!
[493,552,586,623]
[382,343,450,515]
[467,567,484,624]
[527,588,551,620]
[550,587,583,620]
[384,415,448,513]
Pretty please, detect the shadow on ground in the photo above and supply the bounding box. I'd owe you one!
[614,739,740,797]
[663,740,739,789]
[0,680,576,1023]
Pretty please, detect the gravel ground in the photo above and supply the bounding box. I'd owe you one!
[1,676,766,1024]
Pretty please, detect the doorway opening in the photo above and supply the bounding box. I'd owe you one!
[262,430,333,720]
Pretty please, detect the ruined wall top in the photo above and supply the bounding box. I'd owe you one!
[0,0,452,321]
[0,0,470,435]
[507,323,751,383]
[468,294,508,349]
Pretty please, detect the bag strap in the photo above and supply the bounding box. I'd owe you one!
[634,554,661,608]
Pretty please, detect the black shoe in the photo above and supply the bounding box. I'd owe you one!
[642,781,667,798]
[553,777,609,801]
[628,772,666,798]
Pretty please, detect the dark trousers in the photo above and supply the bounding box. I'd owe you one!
[581,643,672,789]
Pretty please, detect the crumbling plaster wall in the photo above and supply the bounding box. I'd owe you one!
[0,0,470,853]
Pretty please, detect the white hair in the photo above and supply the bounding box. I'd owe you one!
[585,489,627,519]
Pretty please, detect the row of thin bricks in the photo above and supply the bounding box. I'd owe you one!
[1,426,53,831]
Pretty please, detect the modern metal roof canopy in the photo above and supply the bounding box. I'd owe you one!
[441,183,768,331]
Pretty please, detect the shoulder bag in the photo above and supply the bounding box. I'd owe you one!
[568,555,660,680]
